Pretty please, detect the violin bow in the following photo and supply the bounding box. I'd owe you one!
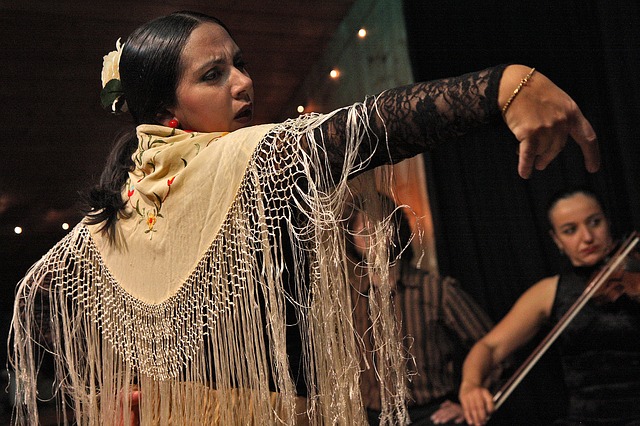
[492,231,640,411]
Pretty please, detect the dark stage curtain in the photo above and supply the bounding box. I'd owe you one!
[403,1,640,424]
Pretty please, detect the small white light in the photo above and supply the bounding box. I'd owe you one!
[330,69,340,79]
[297,105,305,114]
[14,226,23,235]
[358,28,367,38]
[62,222,70,230]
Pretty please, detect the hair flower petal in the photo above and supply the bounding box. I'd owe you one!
[101,38,123,87]
[99,38,128,114]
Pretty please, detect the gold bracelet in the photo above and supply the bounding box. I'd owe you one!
[501,67,536,115]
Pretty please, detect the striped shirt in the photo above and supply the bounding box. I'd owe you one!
[352,265,494,410]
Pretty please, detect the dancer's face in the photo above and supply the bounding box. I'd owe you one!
[167,22,254,132]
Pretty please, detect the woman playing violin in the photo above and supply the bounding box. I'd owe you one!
[459,187,640,426]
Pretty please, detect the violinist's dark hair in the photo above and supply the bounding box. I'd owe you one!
[545,186,608,232]
[82,12,231,240]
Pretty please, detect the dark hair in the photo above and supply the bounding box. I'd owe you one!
[83,11,230,239]
[120,11,230,124]
[545,186,608,232]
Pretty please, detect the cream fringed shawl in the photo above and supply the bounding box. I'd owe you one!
[10,108,409,425]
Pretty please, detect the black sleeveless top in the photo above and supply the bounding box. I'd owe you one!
[550,265,640,425]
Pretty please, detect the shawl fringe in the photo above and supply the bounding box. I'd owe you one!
[10,105,409,425]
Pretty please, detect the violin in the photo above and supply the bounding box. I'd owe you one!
[592,243,640,303]
[492,231,640,412]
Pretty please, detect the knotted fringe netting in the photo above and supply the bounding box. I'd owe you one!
[10,100,409,425]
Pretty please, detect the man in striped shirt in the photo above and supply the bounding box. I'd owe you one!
[348,204,498,425]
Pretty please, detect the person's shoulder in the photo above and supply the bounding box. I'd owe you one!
[401,263,430,279]
[531,275,559,292]
[520,275,559,317]
[521,275,559,300]
[410,267,454,286]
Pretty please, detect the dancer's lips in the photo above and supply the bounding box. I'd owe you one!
[234,104,253,123]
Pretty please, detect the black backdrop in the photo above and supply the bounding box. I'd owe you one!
[403,1,640,424]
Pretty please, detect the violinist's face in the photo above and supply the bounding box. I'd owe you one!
[166,22,254,132]
[549,193,613,267]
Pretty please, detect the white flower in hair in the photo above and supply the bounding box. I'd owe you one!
[100,38,127,113]
[101,38,124,88]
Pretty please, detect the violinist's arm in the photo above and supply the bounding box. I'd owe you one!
[459,276,557,426]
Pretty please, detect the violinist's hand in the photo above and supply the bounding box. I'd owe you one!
[430,399,465,424]
[500,65,599,179]
[623,271,640,302]
[459,382,494,426]
[596,269,640,303]
[623,251,640,301]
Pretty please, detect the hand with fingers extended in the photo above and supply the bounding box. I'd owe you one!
[458,382,494,426]
[499,65,599,179]
[430,399,466,424]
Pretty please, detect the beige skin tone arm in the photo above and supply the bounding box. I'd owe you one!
[458,276,558,426]
[498,65,599,178]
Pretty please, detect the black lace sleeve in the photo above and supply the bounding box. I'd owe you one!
[317,65,508,177]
